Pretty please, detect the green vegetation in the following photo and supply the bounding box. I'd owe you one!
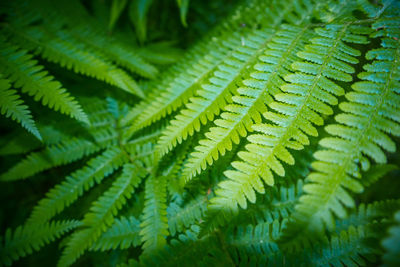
[0,0,399,266]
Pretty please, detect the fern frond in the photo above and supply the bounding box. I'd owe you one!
[3,25,144,97]
[27,147,128,224]
[139,226,225,267]
[361,164,399,187]
[0,75,40,140]
[127,0,309,133]
[199,178,304,235]
[91,216,141,251]
[226,219,282,263]
[167,195,207,236]
[0,138,99,181]
[288,25,400,235]
[155,29,276,158]
[382,210,400,267]
[305,226,378,267]
[139,176,169,254]
[58,162,145,267]
[181,25,312,185]
[0,220,81,266]
[0,41,89,124]
[335,199,400,233]
[128,33,243,132]
[209,23,369,213]
[243,179,304,225]
[227,219,380,266]
[69,24,158,79]
[0,129,41,156]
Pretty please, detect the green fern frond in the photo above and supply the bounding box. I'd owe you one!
[58,162,145,267]
[243,179,304,225]
[3,25,144,98]
[361,164,399,187]
[0,220,82,267]
[139,226,225,267]
[0,129,41,156]
[136,41,182,65]
[127,0,309,133]
[0,41,89,124]
[128,33,243,133]
[181,25,312,185]
[227,219,380,266]
[305,226,378,267]
[167,195,207,236]
[177,0,189,27]
[68,24,158,79]
[0,75,40,140]
[139,176,169,254]
[0,138,99,181]
[382,210,400,267]
[335,199,400,232]
[208,23,369,213]
[155,29,276,158]
[288,25,400,236]
[91,216,141,251]
[27,147,128,225]
[129,0,153,43]
[226,219,282,263]
[199,178,304,235]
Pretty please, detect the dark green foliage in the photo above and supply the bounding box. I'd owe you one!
[1,0,400,266]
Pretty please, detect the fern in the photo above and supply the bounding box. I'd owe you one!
[1,0,400,266]
[382,210,400,267]
[0,41,89,122]
[58,162,146,267]
[155,29,275,158]
[0,75,40,139]
[27,147,128,225]
[127,0,309,133]
[181,25,312,185]
[90,216,141,251]
[0,138,99,181]
[209,22,369,213]
[286,16,400,239]
[0,220,81,266]
[139,176,169,254]
[167,195,207,236]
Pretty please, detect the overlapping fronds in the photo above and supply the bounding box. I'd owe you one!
[0,138,99,182]
[0,220,81,266]
[27,148,128,225]
[1,0,400,266]
[0,41,89,122]
[91,216,141,251]
[127,0,313,133]
[181,25,312,185]
[58,162,146,267]
[155,29,274,158]
[167,195,207,236]
[208,22,370,213]
[286,17,400,239]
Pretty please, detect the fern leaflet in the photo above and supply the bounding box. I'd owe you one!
[0,75,40,139]
[139,176,169,254]
[90,216,141,251]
